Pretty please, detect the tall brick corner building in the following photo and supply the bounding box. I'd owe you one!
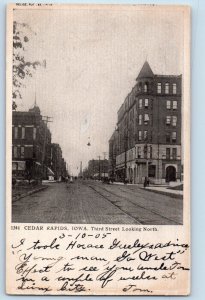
[109,61,182,184]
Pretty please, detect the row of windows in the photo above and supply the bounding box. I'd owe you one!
[13,145,42,159]
[138,130,177,142]
[137,145,152,159]
[136,146,178,160]
[128,99,149,122]
[123,99,178,124]
[138,99,177,110]
[138,114,177,126]
[13,146,25,158]
[166,132,177,143]
[166,116,177,126]
[13,126,37,140]
[138,114,150,125]
[138,98,149,109]
[157,83,177,94]
[167,100,177,110]
[166,148,177,159]
[137,82,177,94]
[138,130,148,141]
[136,82,149,93]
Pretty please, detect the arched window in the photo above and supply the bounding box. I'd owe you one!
[144,83,148,92]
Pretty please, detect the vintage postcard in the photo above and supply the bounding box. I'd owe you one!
[6,4,190,295]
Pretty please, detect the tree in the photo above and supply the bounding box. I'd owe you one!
[13,21,46,108]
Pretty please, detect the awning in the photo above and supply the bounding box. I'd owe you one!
[115,165,125,170]
[47,167,55,176]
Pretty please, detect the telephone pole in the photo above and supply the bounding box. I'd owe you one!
[42,116,53,179]
[102,152,107,179]
[80,161,83,178]
[124,131,128,183]
[98,156,101,180]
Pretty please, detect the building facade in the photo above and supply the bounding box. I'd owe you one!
[51,143,68,180]
[109,61,182,184]
[12,105,67,181]
[83,159,109,179]
[108,131,118,179]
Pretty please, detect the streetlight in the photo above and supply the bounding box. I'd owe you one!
[87,137,91,146]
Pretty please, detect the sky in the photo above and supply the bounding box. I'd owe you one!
[13,6,184,175]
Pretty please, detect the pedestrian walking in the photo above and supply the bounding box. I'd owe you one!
[144,176,148,188]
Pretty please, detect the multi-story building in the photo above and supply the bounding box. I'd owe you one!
[12,105,52,180]
[12,105,68,181]
[108,130,118,179]
[84,159,109,179]
[51,143,68,180]
[109,61,182,184]
[61,158,68,179]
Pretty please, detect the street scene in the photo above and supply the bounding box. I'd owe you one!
[11,8,184,225]
[12,180,182,225]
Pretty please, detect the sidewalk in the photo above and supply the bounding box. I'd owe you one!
[111,181,183,199]
[42,180,57,184]
[140,185,183,199]
[12,185,48,202]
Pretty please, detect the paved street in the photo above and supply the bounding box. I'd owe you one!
[12,180,183,225]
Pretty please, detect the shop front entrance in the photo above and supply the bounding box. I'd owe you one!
[166,166,176,182]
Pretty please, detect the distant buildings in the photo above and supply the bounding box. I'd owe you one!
[12,105,68,181]
[108,131,118,179]
[109,61,182,184]
[51,143,67,180]
[83,159,109,179]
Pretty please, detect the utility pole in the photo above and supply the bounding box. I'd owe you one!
[80,161,82,178]
[66,163,69,177]
[98,156,101,180]
[42,116,53,180]
[102,152,107,179]
[92,159,94,178]
[157,97,160,183]
[124,131,128,184]
[144,143,149,177]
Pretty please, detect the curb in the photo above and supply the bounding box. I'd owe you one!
[140,187,183,199]
[12,186,48,203]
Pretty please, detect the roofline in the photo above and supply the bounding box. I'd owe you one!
[154,74,182,78]
[12,110,37,114]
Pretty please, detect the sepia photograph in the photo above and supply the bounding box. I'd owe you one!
[6,4,191,296]
[11,5,183,225]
